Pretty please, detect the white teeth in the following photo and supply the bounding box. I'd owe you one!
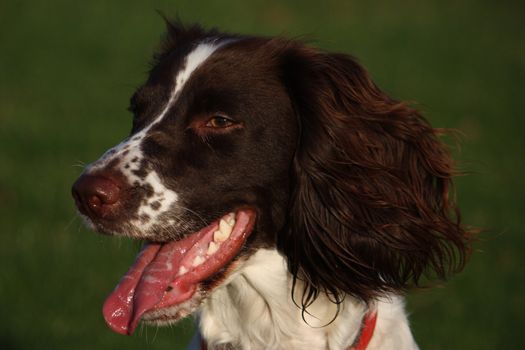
[213,229,229,242]
[176,213,237,275]
[219,218,233,236]
[225,212,236,226]
[213,213,236,242]
[192,255,205,267]
[207,241,219,255]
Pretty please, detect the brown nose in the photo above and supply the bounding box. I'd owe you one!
[72,174,121,219]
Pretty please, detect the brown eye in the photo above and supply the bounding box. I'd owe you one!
[205,115,235,128]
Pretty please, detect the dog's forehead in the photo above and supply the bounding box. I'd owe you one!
[150,39,228,94]
[143,36,274,99]
[94,38,232,163]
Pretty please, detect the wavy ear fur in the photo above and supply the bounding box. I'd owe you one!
[277,44,472,306]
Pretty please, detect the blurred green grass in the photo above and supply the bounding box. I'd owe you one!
[1,0,523,349]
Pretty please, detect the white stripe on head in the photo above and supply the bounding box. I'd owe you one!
[147,40,229,133]
[86,39,231,233]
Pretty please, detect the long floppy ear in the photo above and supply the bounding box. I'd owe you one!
[277,45,472,306]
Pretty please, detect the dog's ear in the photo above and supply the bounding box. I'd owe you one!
[277,45,472,306]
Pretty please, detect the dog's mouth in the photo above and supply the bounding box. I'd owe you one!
[102,208,256,335]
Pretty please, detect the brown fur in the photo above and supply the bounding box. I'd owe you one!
[276,43,472,306]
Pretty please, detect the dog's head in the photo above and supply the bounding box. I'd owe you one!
[72,21,471,334]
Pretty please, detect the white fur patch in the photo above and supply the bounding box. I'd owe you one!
[85,39,229,233]
[199,249,419,350]
[142,294,199,325]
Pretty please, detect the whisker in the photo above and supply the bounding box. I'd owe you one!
[152,323,160,343]
[178,206,208,226]
[72,160,87,168]
[64,215,79,231]
[140,322,146,339]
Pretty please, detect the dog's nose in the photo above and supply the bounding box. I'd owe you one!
[72,174,121,219]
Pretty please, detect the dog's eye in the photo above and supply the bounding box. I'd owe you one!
[205,115,235,129]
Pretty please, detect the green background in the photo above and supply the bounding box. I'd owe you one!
[1,1,523,349]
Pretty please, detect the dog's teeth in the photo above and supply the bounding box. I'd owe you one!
[178,266,188,276]
[192,255,205,267]
[219,219,233,235]
[214,229,229,242]
[226,212,236,226]
[207,241,219,255]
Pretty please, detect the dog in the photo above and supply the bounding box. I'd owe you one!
[72,21,471,350]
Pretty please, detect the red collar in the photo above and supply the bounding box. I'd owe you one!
[349,309,378,350]
[199,309,378,350]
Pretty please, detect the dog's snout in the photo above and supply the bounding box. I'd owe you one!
[72,174,121,219]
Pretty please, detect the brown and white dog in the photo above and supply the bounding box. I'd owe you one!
[72,21,471,350]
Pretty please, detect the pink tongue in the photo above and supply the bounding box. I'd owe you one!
[102,210,255,335]
[102,233,202,335]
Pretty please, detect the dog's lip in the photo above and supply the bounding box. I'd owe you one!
[102,208,257,335]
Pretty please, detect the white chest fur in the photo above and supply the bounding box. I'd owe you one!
[197,249,418,350]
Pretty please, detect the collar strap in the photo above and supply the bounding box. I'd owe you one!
[349,309,378,350]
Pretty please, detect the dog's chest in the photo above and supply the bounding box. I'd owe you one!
[197,249,367,350]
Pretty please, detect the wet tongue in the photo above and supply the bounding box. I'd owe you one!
[102,233,202,335]
[102,210,254,335]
